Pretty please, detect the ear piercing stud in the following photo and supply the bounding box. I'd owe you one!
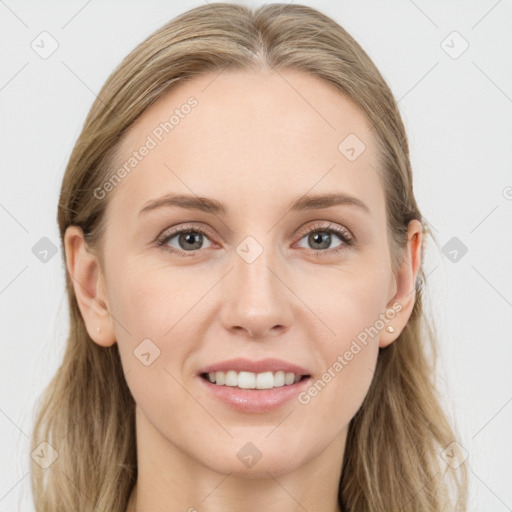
[385,325,395,333]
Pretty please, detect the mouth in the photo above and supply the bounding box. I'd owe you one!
[198,371,312,413]
[196,357,312,412]
[200,370,311,390]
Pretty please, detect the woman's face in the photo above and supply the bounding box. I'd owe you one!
[68,68,421,477]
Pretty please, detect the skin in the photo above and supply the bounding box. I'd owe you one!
[65,68,422,512]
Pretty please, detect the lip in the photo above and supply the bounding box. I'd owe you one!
[197,357,310,376]
[198,373,312,413]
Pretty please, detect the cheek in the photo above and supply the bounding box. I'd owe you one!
[110,265,201,432]
[299,260,390,417]
[105,260,194,402]
[297,315,381,440]
[299,349,377,438]
[311,257,391,344]
[108,258,206,340]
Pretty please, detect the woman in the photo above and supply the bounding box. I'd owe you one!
[30,3,468,511]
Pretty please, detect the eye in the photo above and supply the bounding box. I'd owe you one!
[157,224,214,256]
[295,221,353,254]
[156,221,354,257]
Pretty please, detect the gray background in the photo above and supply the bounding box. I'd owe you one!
[1,0,511,510]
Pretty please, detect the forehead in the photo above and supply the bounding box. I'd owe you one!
[106,68,384,220]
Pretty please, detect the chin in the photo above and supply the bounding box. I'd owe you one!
[194,439,310,478]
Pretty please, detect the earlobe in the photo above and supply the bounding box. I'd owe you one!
[64,225,116,347]
[379,219,423,349]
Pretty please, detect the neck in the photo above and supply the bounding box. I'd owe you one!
[125,406,346,512]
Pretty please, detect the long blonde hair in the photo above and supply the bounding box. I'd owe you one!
[31,3,468,510]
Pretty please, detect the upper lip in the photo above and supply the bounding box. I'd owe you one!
[198,357,311,376]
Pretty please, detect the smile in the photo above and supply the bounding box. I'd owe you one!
[202,370,308,389]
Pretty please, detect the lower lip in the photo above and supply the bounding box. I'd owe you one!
[198,375,312,413]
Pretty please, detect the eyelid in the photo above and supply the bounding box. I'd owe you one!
[157,222,217,245]
[156,220,355,255]
[295,220,354,244]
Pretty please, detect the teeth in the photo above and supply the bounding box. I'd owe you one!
[225,370,237,386]
[205,370,304,389]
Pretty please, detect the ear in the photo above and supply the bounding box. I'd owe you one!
[379,219,423,349]
[64,225,116,347]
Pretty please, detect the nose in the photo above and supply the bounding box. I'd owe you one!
[219,245,293,339]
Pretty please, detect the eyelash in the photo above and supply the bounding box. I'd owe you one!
[156,221,354,257]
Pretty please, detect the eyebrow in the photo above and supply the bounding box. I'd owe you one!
[138,192,371,217]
